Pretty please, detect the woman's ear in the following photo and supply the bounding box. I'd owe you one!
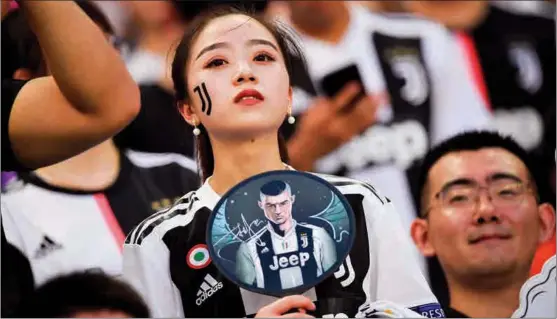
[287,87,293,114]
[178,101,199,126]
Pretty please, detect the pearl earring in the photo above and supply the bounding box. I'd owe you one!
[287,114,296,124]
[193,125,200,136]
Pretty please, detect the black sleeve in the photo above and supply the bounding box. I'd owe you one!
[114,85,195,158]
[1,79,30,172]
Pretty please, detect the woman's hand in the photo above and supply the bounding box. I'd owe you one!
[255,295,316,318]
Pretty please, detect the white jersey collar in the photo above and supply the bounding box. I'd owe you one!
[267,219,298,239]
[198,163,295,209]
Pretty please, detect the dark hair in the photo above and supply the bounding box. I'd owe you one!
[1,9,45,78]
[418,130,545,215]
[260,180,288,196]
[75,0,114,35]
[1,1,114,79]
[171,5,306,182]
[15,271,150,318]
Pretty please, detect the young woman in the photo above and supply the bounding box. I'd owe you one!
[123,7,441,318]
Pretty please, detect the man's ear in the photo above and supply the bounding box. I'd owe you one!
[258,200,264,210]
[178,101,198,126]
[291,194,296,203]
[537,203,556,244]
[410,218,436,257]
[13,68,34,81]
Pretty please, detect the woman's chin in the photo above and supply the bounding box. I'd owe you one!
[212,121,282,140]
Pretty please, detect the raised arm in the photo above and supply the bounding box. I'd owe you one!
[7,0,139,170]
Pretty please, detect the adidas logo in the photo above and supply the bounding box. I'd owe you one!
[34,235,62,259]
[195,274,223,306]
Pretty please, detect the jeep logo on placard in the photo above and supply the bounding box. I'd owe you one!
[269,252,311,271]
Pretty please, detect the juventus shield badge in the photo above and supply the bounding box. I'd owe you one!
[206,170,356,297]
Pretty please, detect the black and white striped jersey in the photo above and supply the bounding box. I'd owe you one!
[1,150,199,288]
[281,4,491,248]
[451,4,555,196]
[123,171,442,318]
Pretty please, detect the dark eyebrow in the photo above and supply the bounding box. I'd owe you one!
[247,39,279,52]
[195,42,229,61]
[436,178,476,198]
[487,172,524,184]
[435,173,525,199]
[195,39,278,61]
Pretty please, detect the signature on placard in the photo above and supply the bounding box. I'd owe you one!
[213,213,265,259]
[230,214,265,242]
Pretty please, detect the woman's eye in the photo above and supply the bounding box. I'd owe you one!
[254,54,275,62]
[206,59,227,68]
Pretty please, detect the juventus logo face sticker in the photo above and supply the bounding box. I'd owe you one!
[193,82,212,116]
[206,170,356,297]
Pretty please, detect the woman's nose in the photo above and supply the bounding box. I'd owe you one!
[233,63,258,85]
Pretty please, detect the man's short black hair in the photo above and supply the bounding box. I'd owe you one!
[15,271,150,318]
[418,130,544,212]
[260,180,288,197]
[1,0,114,79]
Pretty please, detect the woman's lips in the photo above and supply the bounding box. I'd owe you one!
[234,89,264,106]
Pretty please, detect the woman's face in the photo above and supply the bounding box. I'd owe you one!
[184,14,291,139]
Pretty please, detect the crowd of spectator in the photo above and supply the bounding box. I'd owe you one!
[1,0,555,318]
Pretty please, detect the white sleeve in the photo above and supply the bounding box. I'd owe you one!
[428,26,493,146]
[315,227,338,272]
[364,195,440,309]
[1,201,27,255]
[122,234,184,318]
[236,242,256,286]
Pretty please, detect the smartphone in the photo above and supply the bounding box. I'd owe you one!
[319,64,366,113]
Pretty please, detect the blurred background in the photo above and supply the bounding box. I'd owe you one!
[1,0,555,317]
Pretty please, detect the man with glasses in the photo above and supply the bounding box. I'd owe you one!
[410,131,555,318]
[236,180,337,290]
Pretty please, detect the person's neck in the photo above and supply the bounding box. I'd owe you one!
[292,4,351,45]
[409,1,490,31]
[137,22,185,56]
[209,133,285,196]
[270,219,293,237]
[447,271,528,318]
[35,140,120,192]
[280,219,293,233]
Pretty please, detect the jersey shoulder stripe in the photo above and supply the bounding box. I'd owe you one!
[311,172,385,205]
[125,149,198,172]
[126,204,177,245]
[125,191,196,244]
[126,191,200,245]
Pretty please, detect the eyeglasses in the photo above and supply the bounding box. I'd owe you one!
[424,178,535,217]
